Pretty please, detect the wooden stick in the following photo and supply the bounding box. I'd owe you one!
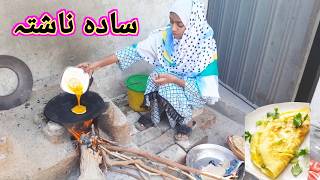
[98,137,118,146]
[125,165,149,180]
[101,150,108,171]
[78,145,105,180]
[100,145,159,176]
[108,159,180,180]
[101,151,146,180]
[168,166,196,180]
[104,144,230,180]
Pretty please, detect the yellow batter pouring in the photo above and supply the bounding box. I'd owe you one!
[67,78,87,114]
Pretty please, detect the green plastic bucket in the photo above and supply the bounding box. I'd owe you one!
[125,74,148,112]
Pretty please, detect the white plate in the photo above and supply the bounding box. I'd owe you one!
[60,66,90,94]
[245,102,310,180]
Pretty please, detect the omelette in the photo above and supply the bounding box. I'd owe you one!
[250,107,310,179]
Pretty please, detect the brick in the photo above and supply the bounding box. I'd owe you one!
[139,130,175,154]
[132,127,162,146]
[158,144,186,164]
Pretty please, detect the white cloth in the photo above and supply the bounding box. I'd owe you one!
[169,0,193,27]
[197,75,220,104]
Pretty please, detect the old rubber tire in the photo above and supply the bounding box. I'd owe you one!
[0,55,33,110]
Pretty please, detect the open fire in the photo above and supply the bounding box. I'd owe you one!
[67,119,93,142]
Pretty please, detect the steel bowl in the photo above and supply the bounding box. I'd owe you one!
[186,143,245,180]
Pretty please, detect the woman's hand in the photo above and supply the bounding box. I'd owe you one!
[76,62,96,75]
[76,54,118,75]
[153,74,185,87]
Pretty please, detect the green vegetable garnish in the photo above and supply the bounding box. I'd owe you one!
[267,108,280,120]
[291,162,302,177]
[293,113,303,128]
[290,148,309,166]
[295,148,309,157]
[244,131,252,143]
[256,120,263,126]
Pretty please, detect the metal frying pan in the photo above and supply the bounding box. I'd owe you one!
[44,91,106,124]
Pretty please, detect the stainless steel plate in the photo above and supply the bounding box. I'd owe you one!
[186,144,244,179]
[186,144,237,169]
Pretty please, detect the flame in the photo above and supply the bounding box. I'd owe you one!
[67,119,93,141]
[83,119,93,129]
[67,127,83,141]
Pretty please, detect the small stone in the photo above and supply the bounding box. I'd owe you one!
[42,121,67,144]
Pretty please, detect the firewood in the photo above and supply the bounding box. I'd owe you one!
[101,150,147,180]
[78,145,105,180]
[103,144,232,180]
